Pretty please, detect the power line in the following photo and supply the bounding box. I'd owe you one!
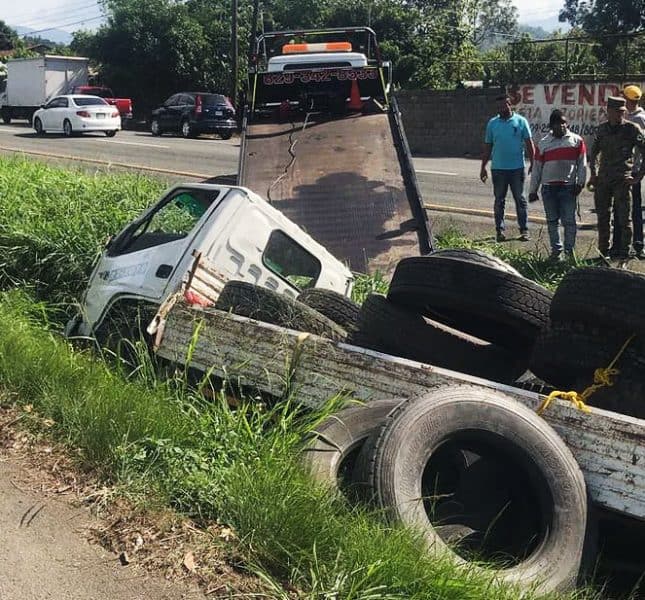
[19,15,104,37]
[19,5,103,31]
[4,0,100,26]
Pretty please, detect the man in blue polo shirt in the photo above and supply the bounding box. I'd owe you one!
[480,94,534,242]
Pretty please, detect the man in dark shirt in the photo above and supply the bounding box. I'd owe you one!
[589,96,645,259]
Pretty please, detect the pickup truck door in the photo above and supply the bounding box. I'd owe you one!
[93,187,223,306]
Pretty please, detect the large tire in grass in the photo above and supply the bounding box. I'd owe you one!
[530,321,645,418]
[387,257,552,350]
[215,280,346,340]
[349,294,527,383]
[429,248,521,276]
[550,267,645,332]
[297,288,360,332]
[361,385,589,595]
[301,398,403,491]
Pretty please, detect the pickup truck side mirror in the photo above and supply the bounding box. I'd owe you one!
[40,104,45,109]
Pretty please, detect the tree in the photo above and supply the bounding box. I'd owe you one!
[0,20,17,51]
[559,0,645,34]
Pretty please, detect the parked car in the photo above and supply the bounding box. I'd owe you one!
[32,95,121,137]
[150,92,236,139]
[70,85,134,122]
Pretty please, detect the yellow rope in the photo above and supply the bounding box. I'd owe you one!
[536,334,635,416]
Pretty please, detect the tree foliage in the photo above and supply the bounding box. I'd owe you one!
[0,20,17,51]
[559,0,645,34]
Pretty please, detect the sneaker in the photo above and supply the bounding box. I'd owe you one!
[635,248,645,259]
[519,230,530,242]
[549,250,563,262]
[564,250,576,261]
[496,231,506,242]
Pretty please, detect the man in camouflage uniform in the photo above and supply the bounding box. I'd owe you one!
[589,96,645,259]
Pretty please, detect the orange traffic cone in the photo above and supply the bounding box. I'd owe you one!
[348,79,363,111]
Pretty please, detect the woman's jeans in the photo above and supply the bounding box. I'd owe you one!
[541,184,577,253]
[492,168,528,233]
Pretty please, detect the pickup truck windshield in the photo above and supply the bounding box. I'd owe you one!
[112,189,218,256]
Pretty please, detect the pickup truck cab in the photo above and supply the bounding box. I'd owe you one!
[71,85,133,122]
[67,183,353,337]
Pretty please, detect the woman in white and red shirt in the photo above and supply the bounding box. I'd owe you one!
[529,110,587,260]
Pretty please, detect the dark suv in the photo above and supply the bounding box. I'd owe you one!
[150,92,236,139]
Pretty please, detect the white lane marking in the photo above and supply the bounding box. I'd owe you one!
[105,139,169,149]
[415,169,458,176]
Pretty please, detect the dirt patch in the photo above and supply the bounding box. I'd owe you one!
[0,405,271,599]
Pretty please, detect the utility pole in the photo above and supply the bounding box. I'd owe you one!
[231,0,238,104]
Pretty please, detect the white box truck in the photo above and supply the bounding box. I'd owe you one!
[0,55,89,124]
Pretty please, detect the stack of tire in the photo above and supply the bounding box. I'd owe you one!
[530,267,645,419]
[348,249,554,384]
[302,385,591,595]
[213,280,359,342]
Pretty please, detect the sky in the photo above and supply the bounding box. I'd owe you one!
[2,0,566,36]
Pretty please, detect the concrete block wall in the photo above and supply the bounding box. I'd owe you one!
[395,88,503,157]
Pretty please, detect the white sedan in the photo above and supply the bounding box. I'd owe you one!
[32,95,121,137]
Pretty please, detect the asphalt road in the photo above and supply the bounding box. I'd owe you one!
[0,121,602,254]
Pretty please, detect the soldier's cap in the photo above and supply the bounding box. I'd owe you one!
[623,85,643,101]
[607,96,627,111]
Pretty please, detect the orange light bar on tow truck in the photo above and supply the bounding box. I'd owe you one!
[282,41,352,54]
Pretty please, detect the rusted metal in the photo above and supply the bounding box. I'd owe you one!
[157,304,645,521]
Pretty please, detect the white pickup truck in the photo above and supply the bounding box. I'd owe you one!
[66,183,353,338]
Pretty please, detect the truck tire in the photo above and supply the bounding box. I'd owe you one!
[428,248,521,276]
[150,118,162,136]
[387,257,552,349]
[363,385,588,594]
[297,288,360,332]
[551,267,645,333]
[215,281,346,341]
[1,108,11,124]
[220,131,233,140]
[530,321,645,418]
[63,119,73,137]
[34,118,44,136]
[349,295,527,383]
[105,130,117,137]
[301,398,403,492]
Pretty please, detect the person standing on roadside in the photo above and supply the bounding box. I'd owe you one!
[623,85,645,257]
[480,94,534,243]
[529,110,587,261]
[589,96,645,259]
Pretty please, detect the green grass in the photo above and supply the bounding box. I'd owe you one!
[0,157,603,598]
[0,155,164,309]
[0,290,596,600]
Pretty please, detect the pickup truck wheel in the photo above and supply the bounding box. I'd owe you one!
[301,398,403,494]
[215,281,346,341]
[530,320,645,417]
[350,294,527,383]
[297,289,360,332]
[34,118,44,136]
[105,130,117,137]
[220,131,233,140]
[364,385,589,594]
[150,119,162,136]
[1,110,10,124]
[63,119,73,137]
[428,248,521,276]
[93,301,158,366]
[388,257,552,350]
[551,267,645,333]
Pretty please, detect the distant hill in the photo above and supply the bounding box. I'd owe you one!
[12,25,72,46]
[520,14,570,34]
